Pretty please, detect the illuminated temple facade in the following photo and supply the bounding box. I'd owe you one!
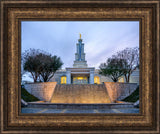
[50,35,139,84]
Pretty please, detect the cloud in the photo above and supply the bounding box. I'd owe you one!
[22,21,139,81]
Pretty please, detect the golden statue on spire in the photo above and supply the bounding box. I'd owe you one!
[79,33,81,39]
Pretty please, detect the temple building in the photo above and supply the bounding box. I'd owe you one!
[50,34,139,84]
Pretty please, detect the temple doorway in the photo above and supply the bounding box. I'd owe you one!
[72,76,89,84]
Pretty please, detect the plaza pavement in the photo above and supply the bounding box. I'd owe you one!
[21,107,139,114]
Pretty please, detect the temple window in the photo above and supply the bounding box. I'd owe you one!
[94,76,100,84]
[61,76,67,84]
[118,77,124,82]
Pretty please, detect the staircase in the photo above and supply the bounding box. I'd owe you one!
[50,84,112,103]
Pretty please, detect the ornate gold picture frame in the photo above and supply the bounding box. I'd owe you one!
[0,0,159,133]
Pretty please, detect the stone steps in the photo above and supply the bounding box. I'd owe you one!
[50,84,112,103]
[27,102,134,109]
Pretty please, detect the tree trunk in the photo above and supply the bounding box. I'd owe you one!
[127,73,130,83]
[124,72,131,83]
[124,74,128,82]
[112,78,118,82]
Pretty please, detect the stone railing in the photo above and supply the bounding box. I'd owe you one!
[104,82,138,102]
[24,82,57,101]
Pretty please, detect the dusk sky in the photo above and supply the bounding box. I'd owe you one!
[22,21,139,81]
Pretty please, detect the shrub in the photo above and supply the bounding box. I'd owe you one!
[21,87,39,102]
[122,86,139,102]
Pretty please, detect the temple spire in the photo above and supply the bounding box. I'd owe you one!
[73,34,88,68]
[79,33,81,39]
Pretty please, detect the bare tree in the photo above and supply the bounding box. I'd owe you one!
[21,55,26,83]
[116,47,139,82]
[23,49,42,82]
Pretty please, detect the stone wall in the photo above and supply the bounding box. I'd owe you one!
[24,82,138,103]
[104,82,138,102]
[24,82,57,101]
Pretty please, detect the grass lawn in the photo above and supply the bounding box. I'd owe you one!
[21,87,39,102]
[122,86,139,103]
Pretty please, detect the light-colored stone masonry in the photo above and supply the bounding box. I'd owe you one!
[24,82,57,101]
[24,82,138,103]
[50,84,112,103]
[104,82,138,102]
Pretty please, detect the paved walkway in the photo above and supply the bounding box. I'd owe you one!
[21,107,139,113]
